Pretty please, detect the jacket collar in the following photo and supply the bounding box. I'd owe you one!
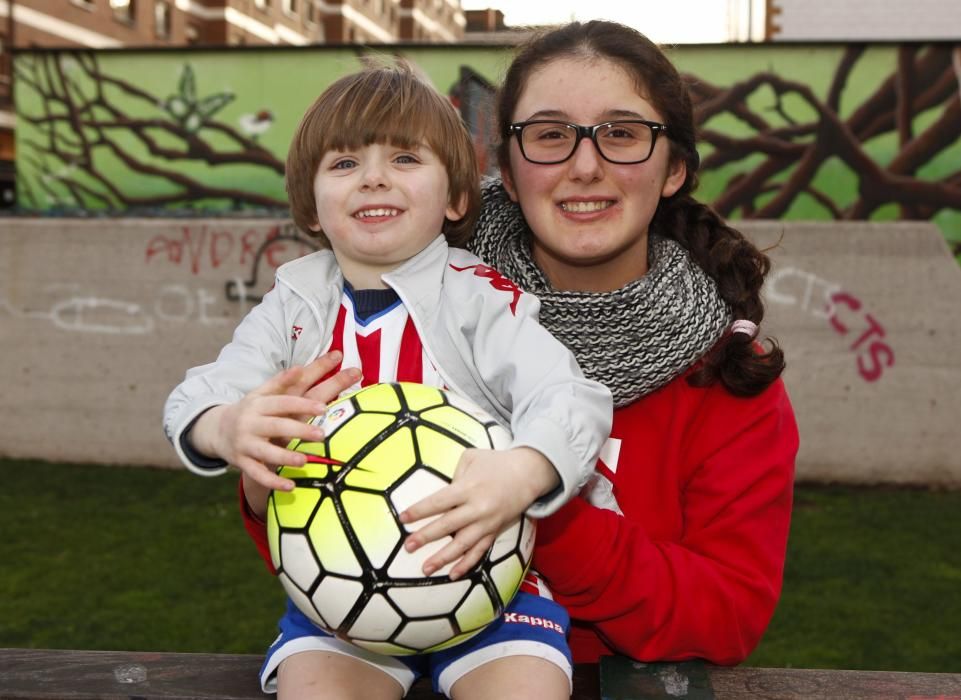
[275,234,449,310]
[382,234,447,317]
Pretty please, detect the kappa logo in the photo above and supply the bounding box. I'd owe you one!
[291,325,303,341]
[502,612,565,635]
[449,263,522,315]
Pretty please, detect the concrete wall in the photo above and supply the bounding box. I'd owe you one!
[746,221,961,486]
[2,218,960,486]
[0,218,319,468]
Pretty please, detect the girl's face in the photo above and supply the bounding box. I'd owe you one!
[503,56,686,292]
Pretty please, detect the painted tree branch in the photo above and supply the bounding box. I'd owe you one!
[15,52,286,210]
[849,46,953,141]
[691,45,961,223]
[690,76,773,133]
[826,45,866,112]
[712,156,796,217]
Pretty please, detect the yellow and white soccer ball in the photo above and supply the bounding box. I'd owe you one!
[266,382,536,655]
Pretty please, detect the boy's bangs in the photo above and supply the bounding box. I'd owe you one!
[329,120,427,153]
[323,84,442,154]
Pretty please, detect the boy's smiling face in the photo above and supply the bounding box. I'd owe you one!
[310,141,466,289]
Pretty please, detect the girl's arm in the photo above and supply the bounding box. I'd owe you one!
[240,478,274,573]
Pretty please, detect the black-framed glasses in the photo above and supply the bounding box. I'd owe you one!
[507,119,668,165]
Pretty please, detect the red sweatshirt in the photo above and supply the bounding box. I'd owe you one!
[534,372,797,665]
[240,372,797,666]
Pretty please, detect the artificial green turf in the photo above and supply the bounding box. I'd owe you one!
[746,485,961,672]
[0,459,282,654]
[2,459,959,671]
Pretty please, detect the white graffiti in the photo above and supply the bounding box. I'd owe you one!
[0,283,231,335]
[763,266,895,382]
[764,266,842,319]
[154,285,229,326]
[227,275,260,309]
[49,295,155,334]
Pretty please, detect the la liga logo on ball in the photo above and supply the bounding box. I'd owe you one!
[266,382,535,655]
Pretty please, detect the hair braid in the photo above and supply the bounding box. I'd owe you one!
[655,195,785,396]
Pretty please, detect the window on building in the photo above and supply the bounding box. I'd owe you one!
[0,43,10,98]
[110,0,136,24]
[154,1,172,38]
[283,0,298,14]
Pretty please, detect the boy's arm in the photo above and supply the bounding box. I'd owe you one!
[402,264,613,577]
[186,367,329,492]
[401,445,556,578]
[164,285,294,475]
[163,279,362,489]
[460,271,613,515]
[188,353,362,494]
[236,359,367,574]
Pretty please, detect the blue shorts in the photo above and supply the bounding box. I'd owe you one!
[260,592,572,697]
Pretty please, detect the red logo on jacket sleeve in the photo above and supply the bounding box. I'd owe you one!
[449,263,522,315]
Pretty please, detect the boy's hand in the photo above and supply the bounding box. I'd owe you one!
[399,447,558,580]
[192,351,361,495]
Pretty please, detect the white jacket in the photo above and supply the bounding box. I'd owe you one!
[163,235,612,517]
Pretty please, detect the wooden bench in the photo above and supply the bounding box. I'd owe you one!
[0,649,597,700]
[2,648,961,699]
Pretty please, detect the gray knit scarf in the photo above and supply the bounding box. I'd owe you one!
[470,179,732,407]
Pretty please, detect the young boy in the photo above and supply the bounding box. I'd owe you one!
[163,62,611,699]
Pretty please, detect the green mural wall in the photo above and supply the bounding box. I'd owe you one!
[13,43,961,260]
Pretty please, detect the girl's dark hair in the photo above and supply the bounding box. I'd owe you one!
[496,20,784,397]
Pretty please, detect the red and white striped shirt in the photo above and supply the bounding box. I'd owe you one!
[320,286,443,391]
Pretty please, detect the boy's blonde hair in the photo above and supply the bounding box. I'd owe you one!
[286,60,480,248]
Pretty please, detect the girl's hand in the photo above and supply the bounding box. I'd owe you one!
[399,447,558,580]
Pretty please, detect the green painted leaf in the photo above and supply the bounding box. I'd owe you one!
[197,92,235,119]
[178,63,196,103]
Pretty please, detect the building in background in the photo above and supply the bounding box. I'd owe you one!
[0,0,467,207]
[463,7,528,43]
[727,0,767,42]
[720,0,961,43]
[319,0,465,43]
[765,0,961,40]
